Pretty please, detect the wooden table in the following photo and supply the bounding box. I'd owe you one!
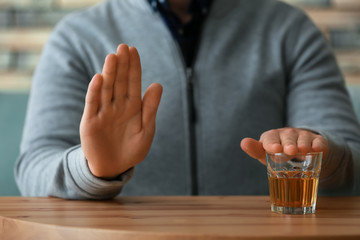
[1,196,360,240]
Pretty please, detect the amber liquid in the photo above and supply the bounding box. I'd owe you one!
[268,171,319,208]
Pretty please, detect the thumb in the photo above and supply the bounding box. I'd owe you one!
[142,83,163,133]
[240,138,266,165]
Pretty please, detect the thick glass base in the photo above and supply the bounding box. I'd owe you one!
[271,204,316,214]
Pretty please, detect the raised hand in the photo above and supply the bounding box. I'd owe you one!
[80,44,163,178]
[240,128,329,165]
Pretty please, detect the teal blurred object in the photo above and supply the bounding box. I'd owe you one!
[347,84,360,122]
[0,92,28,196]
[0,85,359,196]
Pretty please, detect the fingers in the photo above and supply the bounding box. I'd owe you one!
[142,83,163,134]
[100,44,142,111]
[242,128,329,165]
[113,44,130,103]
[279,129,298,155]
[260,130,283,154]
[240,138,266,165]
[312,135,329,157]
[297,130,313,153]
[101,54,117,106]
[83,74,103,119]
[256,128,329,156]
[128,46,142,100]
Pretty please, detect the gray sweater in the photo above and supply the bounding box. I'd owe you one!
[15,0,360,199]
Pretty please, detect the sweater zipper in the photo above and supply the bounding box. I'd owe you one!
[186,67,198,196]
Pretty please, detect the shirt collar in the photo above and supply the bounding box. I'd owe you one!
[148,0,212,15]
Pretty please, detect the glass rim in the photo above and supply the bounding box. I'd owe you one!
[266,152,323,157]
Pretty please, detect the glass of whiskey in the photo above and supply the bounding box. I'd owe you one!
[266,152,322,214]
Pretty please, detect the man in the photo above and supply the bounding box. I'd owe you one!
[15,0,360,199]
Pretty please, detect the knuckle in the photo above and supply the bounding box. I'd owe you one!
[314,135,327,145]
[282,127,297,135]
[262,129,277,137]
[260,129,276,142]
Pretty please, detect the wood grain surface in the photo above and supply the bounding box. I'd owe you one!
[1,196,360,240]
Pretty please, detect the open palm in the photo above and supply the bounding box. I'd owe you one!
[80,44,163,178]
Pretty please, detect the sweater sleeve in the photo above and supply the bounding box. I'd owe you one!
[283,7,360,195]
[14,14,133,200]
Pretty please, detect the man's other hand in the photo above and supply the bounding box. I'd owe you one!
[240,128,329,165]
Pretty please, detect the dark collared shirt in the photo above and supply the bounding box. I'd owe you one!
[148,0,212,67]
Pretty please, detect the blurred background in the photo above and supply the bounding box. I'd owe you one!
[0,0,359,196]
